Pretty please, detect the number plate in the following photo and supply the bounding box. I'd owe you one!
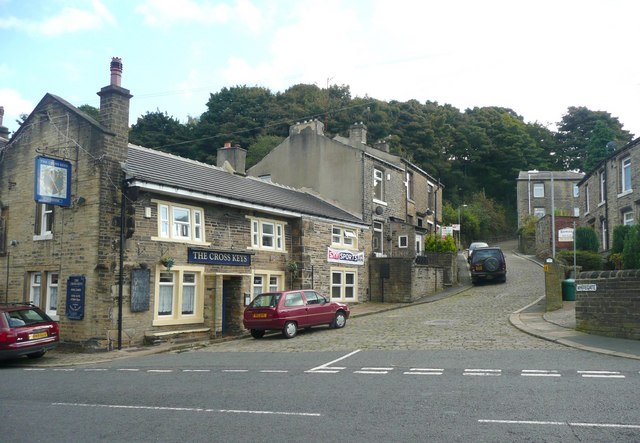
[29,331,48,340]
[253,313,267,319]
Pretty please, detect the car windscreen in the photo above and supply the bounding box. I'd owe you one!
[250,294,281,308]
[5,308,51,326]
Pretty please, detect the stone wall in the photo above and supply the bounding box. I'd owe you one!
[369,257,443,303]
[575,270,640,340]
[422,252,456,286]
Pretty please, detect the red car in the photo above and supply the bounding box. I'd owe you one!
[243,290,350,339]
[0,303,59,360]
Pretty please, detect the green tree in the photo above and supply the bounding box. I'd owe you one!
[583,120,617,172]
[622,225,640,269]
[575,226,599,252]
[129,111,194,157]
[78,104,100,122]
[246,135,284,169]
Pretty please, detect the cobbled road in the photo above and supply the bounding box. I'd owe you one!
[199,240,566,353]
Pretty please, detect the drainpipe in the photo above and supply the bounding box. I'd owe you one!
[118,180,126,350]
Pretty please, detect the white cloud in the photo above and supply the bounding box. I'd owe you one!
[0,0,116,36]
[0,88,34,134]
[135,0,232,27]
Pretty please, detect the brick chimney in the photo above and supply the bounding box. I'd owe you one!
[0,106,10,142]
[349,122,367,146]
[97,57,132,159]
[217,142,247,175]
[289,119,324,136]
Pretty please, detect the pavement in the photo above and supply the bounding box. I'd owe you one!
[7,251,640,367]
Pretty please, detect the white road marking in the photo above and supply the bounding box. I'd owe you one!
[259,370,288,373]
[479,419,640,429]
[147,369,173,373]
[222,369,248,373]
[464,369,501,376]
[305,369,341,374]
[117,368,139,372]
[23,368,46,371]
[521,370,561,377]
[578,370,624,379]
[52,368,75,372]
[84,369,108,372]
[307,349,361,373]
[182,369,210,373]
[404,368,443,375]
[52,402,322,417]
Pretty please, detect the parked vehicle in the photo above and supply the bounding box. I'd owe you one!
[470,246,507,284]
[467,241,489,262]
[243,290,350,339]
[0,303,59,360]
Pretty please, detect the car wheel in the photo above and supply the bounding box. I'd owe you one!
[484,257,499,272]
[332,311,347,329]
[27,351,46,359]
[282,321,297,339]
[250,329,265,339]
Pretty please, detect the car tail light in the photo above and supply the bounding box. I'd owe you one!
[0,329,17,345]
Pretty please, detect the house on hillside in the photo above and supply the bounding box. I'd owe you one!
[247,121,449,300]
[0,58,369,350]
[578,137,640,252]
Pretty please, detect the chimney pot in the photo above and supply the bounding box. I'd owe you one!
[224,142,231,148]
[110,57,123,86]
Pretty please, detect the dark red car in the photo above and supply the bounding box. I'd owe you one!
[0,303,59,360]
[243,290,350,339]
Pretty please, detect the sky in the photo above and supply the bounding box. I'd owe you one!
[1,0,639,140]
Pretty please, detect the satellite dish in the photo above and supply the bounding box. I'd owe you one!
[606,141,617,152]
[374,206,384,215]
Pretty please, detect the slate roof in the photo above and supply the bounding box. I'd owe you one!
[125,144,365,225]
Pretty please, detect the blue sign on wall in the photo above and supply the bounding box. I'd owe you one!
[66,275,86,320]
[34,156,72,207]
[188,248,252,266]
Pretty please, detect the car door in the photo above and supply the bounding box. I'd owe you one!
[302,290,335,326]
[282,292,310,327]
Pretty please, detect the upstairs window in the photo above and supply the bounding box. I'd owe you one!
[156,202,204,243]
[599,169,606,203]
[427,184,434,209]
[585,184,590,213]
[621,157,632,193]
[623,210,634,226]
[250,217,285,252]
[406,171,414,201]
[34,203,54,239]
[533,183,544,198]
[373,167,385,201]
[573,184,579,198]
[332,226,357,249]
[533,207,545,218]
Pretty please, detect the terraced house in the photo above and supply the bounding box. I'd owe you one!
[0,58,368,350]
[578,137,640,251]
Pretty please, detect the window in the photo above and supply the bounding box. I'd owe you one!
[427,184,434,209]
[253,273,282,298]
[155,202,205,243]
[599,169,606,203]
[34,203,54,239]
[623,211,634,226]
[398,235,408,248]
[331,269,356,301]
[373,221,384,255]
[585,184,590,213]
[406,171,414,201]
[533,183,544,198]
[284,292,304,307]
[373,167,385,201]
[46,273,58,318]
[154,267,204,325]
[417,217,424,228]
[415,235,423,255]
[574,207,580,217]
[621,157,632,193]
[30,272,42,306]
[332,226,357,248]
[533,207,545,218]
[601,219,608,250]
[250,217,285,251]
[573,184,579,198]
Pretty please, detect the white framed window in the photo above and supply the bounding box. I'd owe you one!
[30,272,42,306]
[46,273,58,318]
[252,272,283,298]
[585,184,590,213]
[573,184,579,198]
[330,268,357,301]
[623,211,634,226]
[154,201,205,243]
[574,207,580,217]
[398,235,408,248]
[599,170,606,203]
[373,167,385,202]
[34,203,54,239]
[373,221,384,255]
[533,207,545,218]
[154,266,204,326]
[415,235,423,255]
[406,171,414,201]
[249,217,285,252]
[621,157,632,193]
[332,226,357,249]
[533,183,544,198]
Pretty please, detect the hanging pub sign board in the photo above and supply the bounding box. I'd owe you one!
[65,275,86,320]
[34,156,72,207]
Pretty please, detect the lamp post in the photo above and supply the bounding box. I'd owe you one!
[458,204,467,250]
[551,172,556,258]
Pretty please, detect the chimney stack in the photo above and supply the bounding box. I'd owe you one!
[217,142,247,175]
[349,122,367,146]
[110,57,123,87]
[0,106,10,142]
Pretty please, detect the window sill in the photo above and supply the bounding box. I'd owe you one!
[372,199,387,206]
[617,189,633,198]
[151,236,210,246]
[33,233,53,241]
